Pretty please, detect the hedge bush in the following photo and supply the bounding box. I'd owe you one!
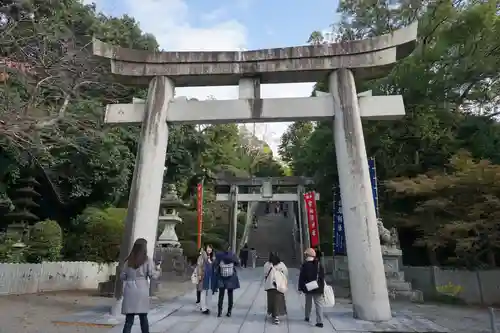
[27,220,63,263]
[65,207,126,263]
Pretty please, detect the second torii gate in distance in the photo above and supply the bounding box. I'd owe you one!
[214,176,319,262]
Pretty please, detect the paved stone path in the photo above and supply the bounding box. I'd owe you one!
[4,267,498,332]
[101,269,451,333]
[0,278,193,333]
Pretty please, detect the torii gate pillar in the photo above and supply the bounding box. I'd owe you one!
[330,69,391,320]
[110,76,173,315]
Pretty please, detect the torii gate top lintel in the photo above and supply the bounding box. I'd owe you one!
[215,176,318,202]
[215,176,314,187]
[92,22,417,87]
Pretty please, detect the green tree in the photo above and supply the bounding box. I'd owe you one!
[66,207,126,263]
[278,121,314,172]
[27,219,63,263]
[0,0,160,220]
[386,151,500,268]
[283,0,500,266]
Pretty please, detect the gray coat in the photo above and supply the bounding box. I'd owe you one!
[120,258,160,314]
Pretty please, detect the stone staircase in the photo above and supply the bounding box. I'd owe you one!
[247,213,297,268]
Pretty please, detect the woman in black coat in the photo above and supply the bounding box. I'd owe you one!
[298,248,325,328]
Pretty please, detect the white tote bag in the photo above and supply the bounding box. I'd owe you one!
[323,284,335,307]
[274,269,288,294]
[191,270,198,284]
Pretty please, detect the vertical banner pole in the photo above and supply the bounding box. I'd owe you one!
[297,187,304,262]
[196,181,204,249]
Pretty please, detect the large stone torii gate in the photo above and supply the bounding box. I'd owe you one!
[93,22,418,322]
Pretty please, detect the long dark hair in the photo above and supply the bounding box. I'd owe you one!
[126,238,148,269]
[268,251,281,266]
[205,244,214,261]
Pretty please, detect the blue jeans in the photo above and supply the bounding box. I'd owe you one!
[122,313,149,333]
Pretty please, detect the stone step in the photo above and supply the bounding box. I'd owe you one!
[386,270,405,281]
[389,289,424,303]
[333,274,413,291]
[387,280,412,291]
[334,268,405,282]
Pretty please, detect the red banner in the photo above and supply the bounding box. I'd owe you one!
[304,191,320,248]
[196,183,203,249]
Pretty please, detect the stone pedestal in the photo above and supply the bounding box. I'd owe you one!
[154,246,187,276]
[381,246,423,302]
[98,274,116,297]
[157,215,182,247]
[333,247,423,303]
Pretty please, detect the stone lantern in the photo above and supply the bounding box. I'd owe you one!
[157,183,188,250]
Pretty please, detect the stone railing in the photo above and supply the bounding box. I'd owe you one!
[0,261,117,295]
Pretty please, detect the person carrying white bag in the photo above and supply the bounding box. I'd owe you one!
[263,252,288,325]
[298,248,326,328]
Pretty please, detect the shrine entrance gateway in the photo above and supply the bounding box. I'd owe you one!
[214,176,319,262]
[93,22,418,322]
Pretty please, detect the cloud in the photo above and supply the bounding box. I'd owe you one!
[265,27,275,37]
[118,0,314,155]
[235,0,252,10]
[201,8,227,23]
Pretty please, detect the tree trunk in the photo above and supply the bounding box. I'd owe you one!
[487,249,496,267]
[427,247,439,266]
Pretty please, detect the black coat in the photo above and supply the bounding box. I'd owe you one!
[239,248,249,261]
[298,260,325,294]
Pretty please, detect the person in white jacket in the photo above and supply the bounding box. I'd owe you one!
[263,252,288,325]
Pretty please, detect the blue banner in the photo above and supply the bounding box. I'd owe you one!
[333,187,346,254]
[368,157,379,217]
[334,157,378,255]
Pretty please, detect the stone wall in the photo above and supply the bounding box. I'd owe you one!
[327,256,500,305]
[0,261,117,295]
[402,266,500,305]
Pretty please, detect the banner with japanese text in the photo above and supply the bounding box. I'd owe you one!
[333,157,379,255]
[333,187,346,254]
[196,183,203,249]
[304,191,320,248]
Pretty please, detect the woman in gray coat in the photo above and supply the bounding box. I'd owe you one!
[120,238,160,333]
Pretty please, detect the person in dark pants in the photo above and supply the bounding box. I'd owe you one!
[264,252,288,325]
[298,248,325,328]
[214,247,240,317]
[120,238,161,333]
[239,243,249,268]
